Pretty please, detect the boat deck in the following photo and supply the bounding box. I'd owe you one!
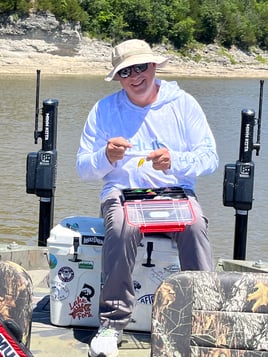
[29,257,268,357]
[30,270,151,357]
[1,245,267,357]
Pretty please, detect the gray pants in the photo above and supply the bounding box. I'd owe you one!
[99,189,213,330]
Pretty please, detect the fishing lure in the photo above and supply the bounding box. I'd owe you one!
[137,158,145,168]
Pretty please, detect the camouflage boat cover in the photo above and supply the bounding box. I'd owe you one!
[0,261,33,347]
[151,271,268,357]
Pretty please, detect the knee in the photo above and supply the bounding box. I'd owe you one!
[192,214,208,235]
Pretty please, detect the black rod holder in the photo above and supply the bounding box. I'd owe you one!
[26,70,59,247]
[38,99,58,246]
[223,80,264,261]
[233,109,255,259]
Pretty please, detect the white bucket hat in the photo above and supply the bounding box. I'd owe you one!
[105,39,168,81]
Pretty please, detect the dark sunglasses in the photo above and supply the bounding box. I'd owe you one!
[118,63,149,78]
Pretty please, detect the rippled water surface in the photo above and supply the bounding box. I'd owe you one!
[0,74,267,263]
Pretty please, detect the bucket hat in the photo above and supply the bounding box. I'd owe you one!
[105,39,168,81]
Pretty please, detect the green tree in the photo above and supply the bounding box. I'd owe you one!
[216,0,258,49]
[194,0,220,44]
[165,0,195,48]
[0,0,31,14]
[52,0,88,23]
[80,0,114,39]
[169,17,195,48]
[255,0,268,49]
[217,0,241,47]
[117,0,153,42]
[148,0,173,44]
[36,0,54,13]
[36,0,88,25]
[1,0,268,50]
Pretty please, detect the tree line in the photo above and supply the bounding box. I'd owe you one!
[1,0,268,51]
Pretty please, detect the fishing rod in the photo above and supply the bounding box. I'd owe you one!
[26,70,59,246]
[223,80,264,260]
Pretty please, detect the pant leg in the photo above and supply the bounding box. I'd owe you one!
[173,195,213,271]
[99,190,142,330]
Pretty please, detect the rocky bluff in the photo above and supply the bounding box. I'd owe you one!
[0,12,83,56]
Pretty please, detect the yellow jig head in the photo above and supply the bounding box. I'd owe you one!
[137,158,145,168]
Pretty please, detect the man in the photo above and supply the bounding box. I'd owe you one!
[76,39,219,357]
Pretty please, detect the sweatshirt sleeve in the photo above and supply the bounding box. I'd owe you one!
[165,93,219,178]
[76,104,115,181]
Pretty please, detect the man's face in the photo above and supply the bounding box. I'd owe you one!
[116,63,157,106]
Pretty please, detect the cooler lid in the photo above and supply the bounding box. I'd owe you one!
[60,216,105,245]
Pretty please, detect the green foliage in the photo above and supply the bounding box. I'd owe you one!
[255,54,267,64]
[80,0,115,39]
[193,0,220,44]
[255,1,268,49]
[169,17,195,49]
[0,0,31,14]
[36,0,88,24]
[218,47,237,64]
[216,0,257,49]
[1,0,268,50]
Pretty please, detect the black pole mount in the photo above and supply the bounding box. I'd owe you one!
[223,80,264,260]
[26,70,59,246]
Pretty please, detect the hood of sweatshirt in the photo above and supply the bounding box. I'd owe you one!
[119,79,184,111]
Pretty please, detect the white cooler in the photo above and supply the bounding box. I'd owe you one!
[128,235,180,331]
[48,216,104,327]
[48,216,180,331]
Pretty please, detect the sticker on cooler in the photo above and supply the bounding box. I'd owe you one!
[69,284,96,320]
[128,236,180,332]
[47,218,104,327]
[51,280,69,301]
[58,266,75,282]
[49,253,57,269]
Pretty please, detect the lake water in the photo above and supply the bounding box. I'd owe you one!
[0,73,267,263]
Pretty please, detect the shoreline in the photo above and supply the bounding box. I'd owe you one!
[2,55,268,78]
[1,38,268,78]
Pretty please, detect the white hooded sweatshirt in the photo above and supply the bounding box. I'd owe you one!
[77,79,219,201]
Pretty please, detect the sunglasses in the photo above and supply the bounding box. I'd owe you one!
[118,63,149,78]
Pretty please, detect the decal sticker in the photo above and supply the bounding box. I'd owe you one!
[133,280,141,291]
[69,284,95,320]
[137,294,154,304]
[82,235,104,245]
[78,261,94,269]
[49,253,57,269]
[164,264,180,273]
[58,266,75,282]
[50,281,69,301]
[80,283,95,302]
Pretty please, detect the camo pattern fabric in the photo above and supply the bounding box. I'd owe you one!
[0,261,33,347]
[151,271,268,357]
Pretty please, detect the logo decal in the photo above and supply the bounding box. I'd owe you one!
[50,281,69,301]
[49,253,57,269]
[58,266,74,282]
[82,235,104,245]
[137,294,154,304]
[78,261,94,269]
[69,284,95,320]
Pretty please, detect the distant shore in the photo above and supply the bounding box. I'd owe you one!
[1,38,268,78]
[1,52,268,79]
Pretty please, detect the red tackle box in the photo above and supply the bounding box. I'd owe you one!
[120,187,196,233]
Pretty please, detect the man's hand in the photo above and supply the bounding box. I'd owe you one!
[106,137,132,164]
[146,148,171,171]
